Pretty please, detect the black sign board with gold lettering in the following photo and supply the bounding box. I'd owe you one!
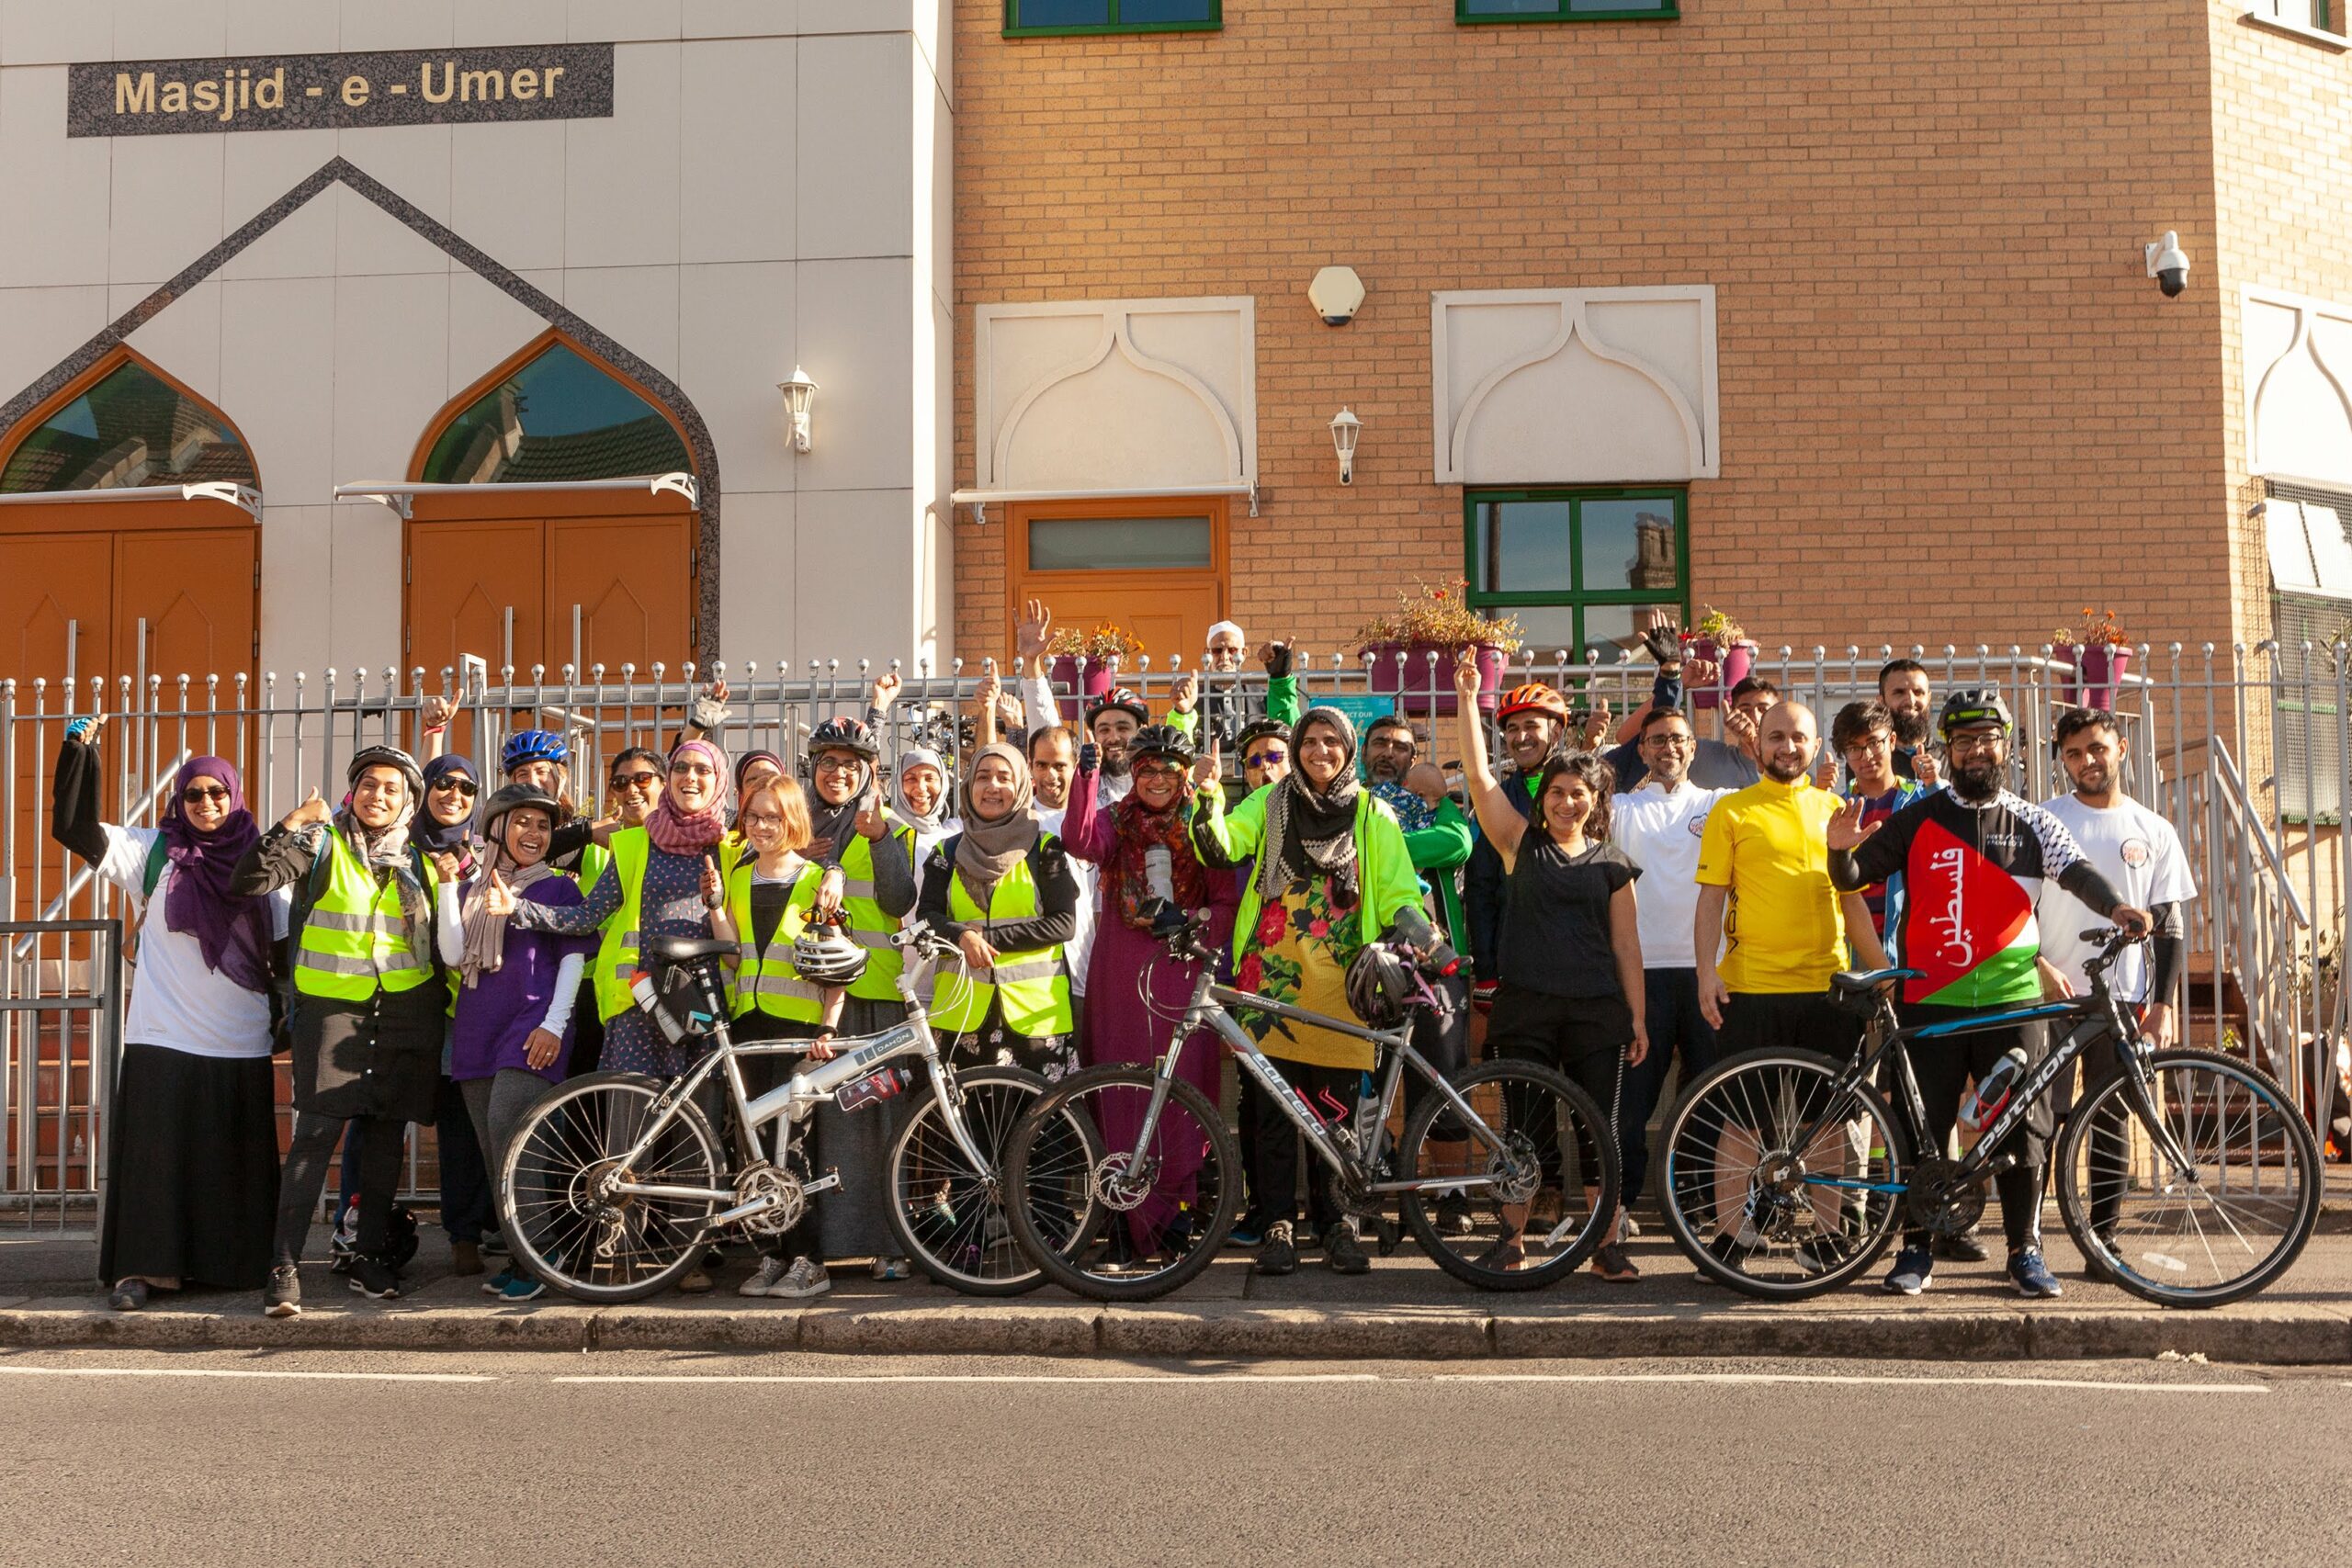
[68,44,613,137]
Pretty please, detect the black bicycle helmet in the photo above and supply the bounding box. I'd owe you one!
[808,715,880,761]
[1937,687,2015,739]
[1234,716,1291,756]
[1345,942,1418,1030]
[479,783,565,841]
[1129,723,1195,769]
[791,922,869,987]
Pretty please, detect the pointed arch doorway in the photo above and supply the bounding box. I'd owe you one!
[402,332,700,687]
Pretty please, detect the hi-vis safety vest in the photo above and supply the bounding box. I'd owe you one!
[589,827,653,1022]
[839,827,914,1003]
[932,844,1072,1037]
[293,826,441,1000]
[726,858,826,1022]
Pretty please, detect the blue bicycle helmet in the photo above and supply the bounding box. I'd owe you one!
[501,728,570,774]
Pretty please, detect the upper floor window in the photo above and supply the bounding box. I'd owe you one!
[1005,0,1221,36]
[0,358,256,493]
[1466,487,1687,663]
[1459,0,1677,21]
[420,341,691,485]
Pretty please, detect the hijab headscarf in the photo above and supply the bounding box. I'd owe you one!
[807,753,872,861]
[416,754,480,858]
[157,755,271,993]
[459,784,561,987]
[893,748,950,832]
[951,744,1038,910]
[646,737,731,856]
[334,745,434,955]
[1258,706,1363,908]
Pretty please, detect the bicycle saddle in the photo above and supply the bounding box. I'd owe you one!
[642,935,738,966]
[1830,967,1924,994]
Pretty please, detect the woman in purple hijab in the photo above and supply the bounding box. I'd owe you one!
[52,716,290,1310]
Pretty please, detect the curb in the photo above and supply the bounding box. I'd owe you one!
[6,1302,2349,1364]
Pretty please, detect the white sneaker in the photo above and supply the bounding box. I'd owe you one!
[738,1257,789,1297]
[770,1258,831,1300]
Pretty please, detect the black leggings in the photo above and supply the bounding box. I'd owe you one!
[1898,1007,2052,1254]
[1250,1060,1362,1235]
[275,1111,406,1268]
[1485,986,1628,1199]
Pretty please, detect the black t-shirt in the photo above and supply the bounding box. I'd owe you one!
[1498,838,1639,999]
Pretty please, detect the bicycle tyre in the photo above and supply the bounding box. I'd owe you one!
[1657,1049,1910,1301]
[496,1071,725,1304]
[2053,1047,2322,1309]
[885,1066,1099,1298]
[1396,1060,1618,1290]
[1002,1063,1241,1303]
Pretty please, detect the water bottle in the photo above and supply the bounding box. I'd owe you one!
[1144,844,1176,905]
[838,1066,913,1113]
[1957,1048,2029,1137]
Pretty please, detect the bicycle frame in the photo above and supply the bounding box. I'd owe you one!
[603,932,998,1220]
[1120,949,1521,1201]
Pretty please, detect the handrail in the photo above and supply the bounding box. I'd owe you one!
[2211,739,2312,929]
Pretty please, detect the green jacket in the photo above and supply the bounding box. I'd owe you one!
[1403,796,1473,945]
[1193,780,1423,964]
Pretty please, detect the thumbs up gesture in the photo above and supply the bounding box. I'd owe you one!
[282,787,331,831]
[481,868,517,917]
[1192,733,1222,788]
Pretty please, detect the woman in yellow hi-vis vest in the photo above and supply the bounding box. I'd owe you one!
[231,745,464,1315]
[916,745,1080,1081]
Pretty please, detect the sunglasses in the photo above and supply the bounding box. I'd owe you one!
[431,778,479,798]
[1244,750,1288,770]
[609,771,661,791]
[181,784,231,804]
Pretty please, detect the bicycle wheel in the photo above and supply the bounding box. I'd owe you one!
[886,1066,1102,1297]
[2054,1048,2322,1308]
[496,1071,725,1303]
[1003,1064,1240,1303]
[1397,1060,1617,1290]
[1659,1050,1909,1300]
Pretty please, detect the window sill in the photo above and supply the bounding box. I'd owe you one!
[2238,10,2349,50]
[1457,6,1678,21]
[1003,20,1222,36]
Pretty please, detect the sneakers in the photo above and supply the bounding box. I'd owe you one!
[497,1272,547,1303]
[1229,1215,1265,1248]
[1433,1191,1476,1237]
[1882,1246,1934,1296]
[107,1278,149,1312]
[1931,1230,1991,1264]
[1255,1220,1298,1276]
[347,1256,401,1301]
[769,1258,831,1300]
[1590,1242,1640,1282]
[2007,1247,2064,1299]
[481,1229,511,1258]
[481,1267,517,1296]
[450,1240,484,1276]
[1323,1223,1371,1276]
[870,1256,913,1282]
[739,1257,790,1298]
[264,1263,301,1318]
[677,1265,714,1294]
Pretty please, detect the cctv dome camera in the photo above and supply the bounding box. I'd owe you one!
[2145,231,2189,299]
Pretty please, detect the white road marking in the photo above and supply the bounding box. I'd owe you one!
[1437,1371,2268,1393]
[552,1372,1386,1386]
[0,1365,496,1384]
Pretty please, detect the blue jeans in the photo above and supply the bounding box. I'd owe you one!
[1615,968,1722,1205]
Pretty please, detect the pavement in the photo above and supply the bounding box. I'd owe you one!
[2,1347,2347,1566]
[6,1213,2352,1365]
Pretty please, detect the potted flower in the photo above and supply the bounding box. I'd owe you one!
[1046,622,1145,719]
[1683,605,1756,711]
[1353,580,1523,715]
[2052,608,2133,710]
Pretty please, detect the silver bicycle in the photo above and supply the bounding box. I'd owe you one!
[495,920,1097,1301]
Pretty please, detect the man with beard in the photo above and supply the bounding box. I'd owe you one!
[1464,682,1571,1002]
[1027,723,1098,1046]
[2038,707,2195,1280]
[1878,658,1937,783]
[1829,690,2150,1300]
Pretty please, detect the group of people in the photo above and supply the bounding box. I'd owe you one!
[64,599,2194,1314]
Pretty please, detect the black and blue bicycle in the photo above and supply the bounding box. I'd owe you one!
[1657,928,2321,1307]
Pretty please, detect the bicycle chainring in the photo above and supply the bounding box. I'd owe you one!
[1904,1156,1986,1237]
[732,1163,806,1238]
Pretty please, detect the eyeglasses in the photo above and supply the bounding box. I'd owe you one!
[182,784,231,804]
[813,756,864,774]
[609,771,660,791]
[430,778,479,798]
[1641,733,1693,750]
[1134,762,1185,782]
[1245,750,1288,770]
[741,812,785,829]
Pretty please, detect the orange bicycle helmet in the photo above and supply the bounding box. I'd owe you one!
[1495,682,1570,724]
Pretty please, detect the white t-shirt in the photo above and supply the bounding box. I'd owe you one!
[1035,802,1098,998]
[2038,794,2198,1003]
[100,825,291,1060]
[1610,779,1733,969]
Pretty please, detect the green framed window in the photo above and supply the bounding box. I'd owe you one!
[1465,487,1689,663]
[1005,0,1220,36]
[1458,0,1676,22]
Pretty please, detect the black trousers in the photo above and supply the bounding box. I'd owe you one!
[1614,968,1722,1206]
[275,1111,406,1269]
[1400,972,1471,1142]
[1486,986,1629,1199]
[1897,1004,2052,1254]
[1251,1059,1361,1235]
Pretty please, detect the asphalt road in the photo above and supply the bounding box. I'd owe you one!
[1,1349,2346,1567]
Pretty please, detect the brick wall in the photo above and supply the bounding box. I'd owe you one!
[953,0,2227,664]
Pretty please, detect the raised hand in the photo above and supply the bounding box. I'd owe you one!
[1015,598,1053,661]
[1682,655,1720,691]
[1170,671,1198,716]
[1813,752,1838,791]
[429,852,461,884]
[481,869,517,917]
[1724,705,1760,758]
[1453,655,1483,700]
[1577,696,1613,752]
[700,854,725,910]
[708,677,730,706]
[1825,795,1882,852]
[853,791,887,841]
[974,668,1001,710]
[1191,734,1221,787]
[1915,748,1940,788]
[282,787,332,831]
[870,671,902,710]
[419,694,457,733]
[65,705,106,744]
[1078,741,1100,774]
[1257,639,1293,680]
